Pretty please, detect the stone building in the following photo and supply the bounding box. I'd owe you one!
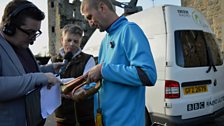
[182,0,224,55]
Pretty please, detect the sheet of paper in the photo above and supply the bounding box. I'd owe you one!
[55,74,74,84]
[40,83,61,118]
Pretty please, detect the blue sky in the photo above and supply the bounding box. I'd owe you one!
[0,0,180,56]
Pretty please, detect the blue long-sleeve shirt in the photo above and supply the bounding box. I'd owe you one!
[96,16,157,126]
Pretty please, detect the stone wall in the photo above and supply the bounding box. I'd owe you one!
[182,0,224,55]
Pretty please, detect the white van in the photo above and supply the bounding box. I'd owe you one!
[83,5,224,126]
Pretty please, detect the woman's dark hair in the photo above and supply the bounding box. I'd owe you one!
[1,0,45,27]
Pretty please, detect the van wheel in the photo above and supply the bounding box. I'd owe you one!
[145,107,152,126]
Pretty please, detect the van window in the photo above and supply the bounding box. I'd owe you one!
[175,30,223,67]
[204,33,223,65]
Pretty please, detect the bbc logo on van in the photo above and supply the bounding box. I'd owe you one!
[187,102,205,111]
[187,96,224,111]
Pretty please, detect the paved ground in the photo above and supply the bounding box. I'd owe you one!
[202,115,224,126]
[44,114,56,126]
[45,113,224,126]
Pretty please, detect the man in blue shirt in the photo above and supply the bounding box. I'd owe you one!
[80,0,157,126]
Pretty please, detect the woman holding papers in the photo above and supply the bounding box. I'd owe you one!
[0,1,61,126]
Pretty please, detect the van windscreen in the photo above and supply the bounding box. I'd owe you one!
[175,30,223,67]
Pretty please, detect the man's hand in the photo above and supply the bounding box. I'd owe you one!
[44,72,62,89]
[85,64,102,83]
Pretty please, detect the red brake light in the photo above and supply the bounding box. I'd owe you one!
[165,80,180,99]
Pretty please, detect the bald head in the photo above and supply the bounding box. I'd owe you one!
[80,0,115,14]
[80,0,118,32]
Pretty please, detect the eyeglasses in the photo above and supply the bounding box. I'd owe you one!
[16,26,42,39]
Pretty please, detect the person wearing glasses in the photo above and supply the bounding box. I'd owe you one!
[49,24,96,126]
[80,0,157,126]
[15,25,42,45]
[0,1,62,126]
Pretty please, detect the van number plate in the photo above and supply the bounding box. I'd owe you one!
[183,85,208,95]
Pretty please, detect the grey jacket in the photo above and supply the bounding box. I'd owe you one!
[0,35,51,126]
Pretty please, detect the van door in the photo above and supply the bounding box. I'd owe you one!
[203,32,224,113]
[171,30,224,119]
